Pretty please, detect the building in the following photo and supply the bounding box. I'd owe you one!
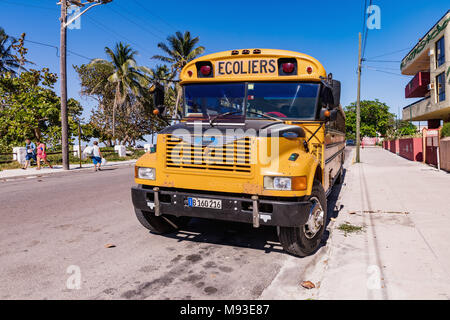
[402,11,450,128]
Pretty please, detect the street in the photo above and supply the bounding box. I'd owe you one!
[0,148,348,300]
[3,146,450,300]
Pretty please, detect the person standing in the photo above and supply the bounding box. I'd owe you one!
[22,138,36,170]
[36,140,53,170]
[92,141,103,172]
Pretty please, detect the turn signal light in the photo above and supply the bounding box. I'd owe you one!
[282,63,295,73]
[200,65,211,76]
[292,176,307,191]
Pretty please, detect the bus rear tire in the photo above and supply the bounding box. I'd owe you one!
[134,209,190,234]
[278,180,327,257]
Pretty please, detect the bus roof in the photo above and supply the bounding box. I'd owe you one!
[179,48,327,84]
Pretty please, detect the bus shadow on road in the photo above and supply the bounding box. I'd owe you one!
[160,169,346,256]
[162,219,285,254]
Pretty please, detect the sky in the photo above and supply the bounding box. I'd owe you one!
[0,0,448,127]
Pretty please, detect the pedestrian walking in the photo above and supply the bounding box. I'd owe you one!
[36,140,53,170]
[22,138,36,170]
[91,141,103,172]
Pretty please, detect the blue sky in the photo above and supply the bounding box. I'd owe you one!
[0,0,448,124]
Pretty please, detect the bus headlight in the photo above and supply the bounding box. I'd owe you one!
[137,167,156,180]
[264,176,291,190]
[264,176,307,191]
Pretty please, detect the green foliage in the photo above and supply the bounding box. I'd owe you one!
[87,42,150,138]
[0,28,31,75]
[344,99,395,140]
[152,31,205,72]
[397,121,417,137]
[75,42,173,146]
[441,122,450,138]
[152,31,205,115]
[0,68,83,151]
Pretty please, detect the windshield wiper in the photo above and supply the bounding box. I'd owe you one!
[209,111,242,126]
[209,110,284,126]
[246,111,284,123]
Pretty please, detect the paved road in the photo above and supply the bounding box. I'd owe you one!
[0,150,350,300]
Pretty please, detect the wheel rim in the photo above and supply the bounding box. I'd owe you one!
[303,196,325,239]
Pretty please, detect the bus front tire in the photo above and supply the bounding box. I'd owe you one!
[134,209,190,234]
[278,180,327,257]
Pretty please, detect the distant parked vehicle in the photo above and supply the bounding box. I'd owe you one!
[346,140,355,146]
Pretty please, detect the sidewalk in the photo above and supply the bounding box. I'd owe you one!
[316,147,450,299]
[0,159,137,181]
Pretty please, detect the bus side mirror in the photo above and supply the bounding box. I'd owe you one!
[330,80,341,108]
[320,79,341,108]
[151,84,165,114]
[320,108,338,121]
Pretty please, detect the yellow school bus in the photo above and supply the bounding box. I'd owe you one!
[132,49,345,257]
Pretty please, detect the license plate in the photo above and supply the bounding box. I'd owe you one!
[187,197,222,209]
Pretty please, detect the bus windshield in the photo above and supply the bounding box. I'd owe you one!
[183,82,320,120]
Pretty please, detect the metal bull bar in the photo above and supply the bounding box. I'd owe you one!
[252,195,260,228]
[153,187,161,216]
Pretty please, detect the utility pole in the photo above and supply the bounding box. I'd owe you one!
[78,121,82,168]
[356,32,362,163]
[60,1,69,170]
[58,0,112,170]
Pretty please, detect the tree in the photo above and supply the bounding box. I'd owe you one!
[74,62,165,146]
[386,120,418,139]
[152,31,204,114]
[0,68,82,150]
[344,99,395,140]
[0,28,30,75]
[88,42,148,138]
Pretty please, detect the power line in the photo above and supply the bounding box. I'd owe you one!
[366,47,413,60]
[0,0,54,11]
[361,0,368,56]
[131,0,179,32]
[361,0,373,60]
[363,66,410,77]
[365,65,403,71]
[20,38,93,60]
[85,16,155,57]
[107,6,165,41]
[113,2,168,37]
[365,59,401,63]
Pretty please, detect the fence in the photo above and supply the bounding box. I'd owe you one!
[0,145,142,166]
[398,137,423,162]
[440,137,450,172]
[0,152,17,164]
[382,127,449,172]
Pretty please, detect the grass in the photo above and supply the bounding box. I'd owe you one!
[337,222,364,237]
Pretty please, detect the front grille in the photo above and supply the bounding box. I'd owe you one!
[165,135,252,174]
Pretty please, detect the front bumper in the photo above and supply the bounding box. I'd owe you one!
[131,185,312,227]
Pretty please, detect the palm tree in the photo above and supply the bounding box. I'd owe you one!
[152,31,205,114]
[0,27,20,75]
[143,64,174,86]
[89,42,147,138]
